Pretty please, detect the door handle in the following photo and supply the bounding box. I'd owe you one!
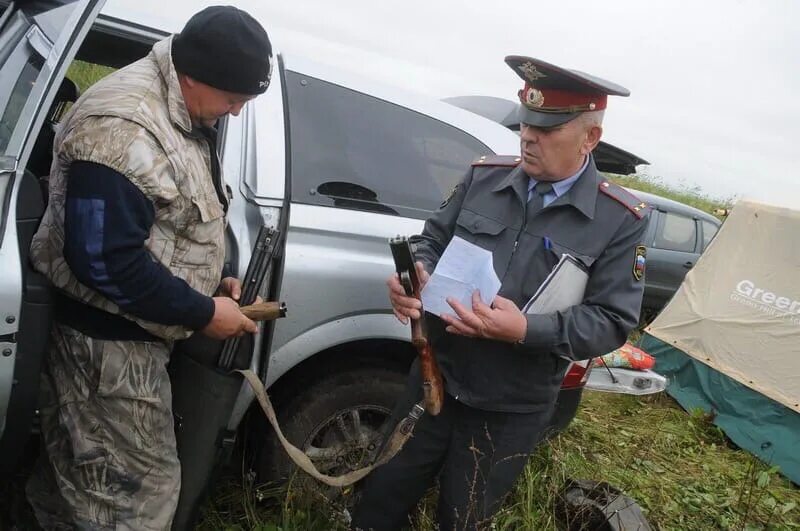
[683,261,693,269]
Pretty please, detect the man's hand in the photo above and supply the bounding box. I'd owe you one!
[202,297,258,340]
[441,291,527,344]
[218,276,242,301]
[218,276,263,304]
[387,261,430,324]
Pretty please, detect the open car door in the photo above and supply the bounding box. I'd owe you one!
[0,0,105,476]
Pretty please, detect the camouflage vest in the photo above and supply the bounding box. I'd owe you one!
[30,37,227,341]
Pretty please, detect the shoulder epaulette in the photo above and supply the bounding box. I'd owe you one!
[471,155,522,167]
[599,181,649,219]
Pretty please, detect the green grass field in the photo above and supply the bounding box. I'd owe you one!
[199,392,799,530]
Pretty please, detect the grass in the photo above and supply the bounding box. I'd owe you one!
[608,172,734,218]
[198,391,800,530]
[494,393,800,530]
[66,60,116,94]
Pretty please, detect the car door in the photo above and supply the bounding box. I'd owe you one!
[0,0,105,472]
[644,209,701,306]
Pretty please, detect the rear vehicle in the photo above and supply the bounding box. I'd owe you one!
[0,0,658,495]
[633,191,721,318]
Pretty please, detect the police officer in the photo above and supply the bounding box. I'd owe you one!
[26,7,272,529]
[352,56,651,530]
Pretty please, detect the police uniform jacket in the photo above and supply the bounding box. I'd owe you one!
[410,154,650,413]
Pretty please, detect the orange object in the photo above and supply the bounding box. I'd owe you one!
[594,343,655,370]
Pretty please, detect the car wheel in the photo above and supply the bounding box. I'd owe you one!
[256,367,407,487]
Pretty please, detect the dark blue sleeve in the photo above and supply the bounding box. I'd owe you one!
[63,160,215,330]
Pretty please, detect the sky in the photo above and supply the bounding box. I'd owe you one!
[106,0,800,209]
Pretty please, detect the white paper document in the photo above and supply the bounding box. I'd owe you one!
[421,236,501,317]
[523,254,589,314]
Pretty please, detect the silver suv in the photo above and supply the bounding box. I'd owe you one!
[0,0,664,506]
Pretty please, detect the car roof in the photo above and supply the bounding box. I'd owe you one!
[628,188,720,224]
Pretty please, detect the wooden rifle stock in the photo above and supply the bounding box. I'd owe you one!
[240,301,287,321]
[389,237,444,416]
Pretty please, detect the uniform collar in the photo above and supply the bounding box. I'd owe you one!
[492,164,529,205]
[527,155,588,198]
[492,154,600,219]
[152,37,193,135]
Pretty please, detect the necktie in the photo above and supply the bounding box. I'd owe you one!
[528,181,553,213]
[534,181,554,197]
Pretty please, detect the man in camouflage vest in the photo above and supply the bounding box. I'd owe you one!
[25,7,272,529]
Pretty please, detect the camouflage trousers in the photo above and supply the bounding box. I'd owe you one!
[26,323,180,530]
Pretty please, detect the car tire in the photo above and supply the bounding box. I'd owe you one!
[255,367,407,485]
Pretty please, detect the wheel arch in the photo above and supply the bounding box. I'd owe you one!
[265,313,415,390]
[266,335,415,409]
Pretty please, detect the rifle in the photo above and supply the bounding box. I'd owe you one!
[389,236,444,416]
[217,226,285,370]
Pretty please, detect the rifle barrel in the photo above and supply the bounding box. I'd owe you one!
[218,226,279,370]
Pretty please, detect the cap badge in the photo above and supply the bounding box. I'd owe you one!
[259,57,274,90]
[518,62,547,82]
[523,86,545,108]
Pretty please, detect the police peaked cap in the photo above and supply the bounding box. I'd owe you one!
[505,55,629,127]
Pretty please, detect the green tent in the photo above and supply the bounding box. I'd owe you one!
[642,200,800,485]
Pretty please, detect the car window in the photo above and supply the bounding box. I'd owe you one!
[0,54,44,153]
[0,11,44,154]
[284,71,492,219]
[653,212,697,252]
[0,3,85,156]
[701,220,719,250]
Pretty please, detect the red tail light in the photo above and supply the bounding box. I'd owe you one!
[560,360,593,389]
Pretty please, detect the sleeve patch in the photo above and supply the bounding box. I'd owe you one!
[633,245,647,281]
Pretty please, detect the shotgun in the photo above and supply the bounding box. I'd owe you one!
[389,236,444,415]
[218,226,283,370]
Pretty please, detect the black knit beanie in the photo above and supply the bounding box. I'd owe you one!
[172,6,272,95]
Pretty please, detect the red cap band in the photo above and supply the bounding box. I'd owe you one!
[518,82,607,113]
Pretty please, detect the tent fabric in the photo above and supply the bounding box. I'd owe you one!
[645,199,800,414]
[643,199,800,484]
[642,334,800,485]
